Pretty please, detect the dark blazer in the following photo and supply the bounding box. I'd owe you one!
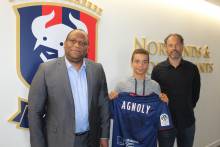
[28,57,110,147]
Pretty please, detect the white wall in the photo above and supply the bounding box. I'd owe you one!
[0,0,220,147]
[96,1,220,146]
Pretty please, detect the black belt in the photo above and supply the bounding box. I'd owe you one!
[75,131,89,136]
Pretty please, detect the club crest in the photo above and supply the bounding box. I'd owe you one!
[9,2,99,128]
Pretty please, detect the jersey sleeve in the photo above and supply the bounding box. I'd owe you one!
[158,102,173,130]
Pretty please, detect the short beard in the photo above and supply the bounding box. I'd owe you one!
[169,50,182,60]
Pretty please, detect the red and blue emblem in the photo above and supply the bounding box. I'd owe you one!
[9,3,98,128]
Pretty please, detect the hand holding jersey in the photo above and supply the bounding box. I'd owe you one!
[109,49,169,103]
[109,91,169,103]
[111,92,173,147]
[110,49,172,147]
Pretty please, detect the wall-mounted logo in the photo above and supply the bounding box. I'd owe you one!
[9,2,100,129]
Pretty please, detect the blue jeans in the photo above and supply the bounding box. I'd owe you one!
[158,123,195,147]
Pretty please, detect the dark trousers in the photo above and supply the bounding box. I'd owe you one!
[158,123,195,147]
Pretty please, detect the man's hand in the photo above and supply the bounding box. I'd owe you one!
[100,138,108,147]
[109,91,119,100]
[160,93,169,103]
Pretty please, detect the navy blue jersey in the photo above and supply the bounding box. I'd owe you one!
[111,92,173,147]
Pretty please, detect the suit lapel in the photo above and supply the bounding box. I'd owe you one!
[57,57,74,107]
[85,59,93,111]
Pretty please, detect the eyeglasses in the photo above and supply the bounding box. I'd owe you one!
[66,39,88,47]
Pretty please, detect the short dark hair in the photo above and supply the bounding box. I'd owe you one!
[131,48,149,63]
[65,29,89,45]
[164,33,184,45]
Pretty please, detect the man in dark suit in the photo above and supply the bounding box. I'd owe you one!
[28,29,110,147]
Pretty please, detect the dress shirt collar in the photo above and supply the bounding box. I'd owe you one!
[65,57,86,71]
